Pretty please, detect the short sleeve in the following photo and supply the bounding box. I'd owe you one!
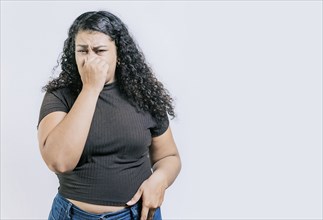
[38,90,70,126]
[150,115,169,137]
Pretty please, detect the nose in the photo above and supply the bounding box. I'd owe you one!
[86,49,96,60]
[82,50,96,66]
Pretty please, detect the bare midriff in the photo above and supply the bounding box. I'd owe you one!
[67,198,127,214]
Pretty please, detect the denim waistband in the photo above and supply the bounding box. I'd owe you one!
[53,193,140,220]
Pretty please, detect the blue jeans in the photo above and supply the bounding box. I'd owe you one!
[48,193,162,220]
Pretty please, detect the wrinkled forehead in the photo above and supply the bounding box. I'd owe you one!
[75,30,113,47]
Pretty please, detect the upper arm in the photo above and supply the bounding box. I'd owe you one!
[37,111,66,150]
[37,90,70,149]
[149,126,180,166]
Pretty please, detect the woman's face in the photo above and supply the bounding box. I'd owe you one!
[75,30,117,84]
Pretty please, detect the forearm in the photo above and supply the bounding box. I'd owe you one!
[151,154,181,189]
[43,88,100,173]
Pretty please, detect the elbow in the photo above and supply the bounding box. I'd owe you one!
[47,162,74,174]
[42,149,75,174]
[40,142,76,174]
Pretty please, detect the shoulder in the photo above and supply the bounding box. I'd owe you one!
[47,87,74,97]
[44,87,77,104]
[150,113,170,137]
[38,87,77,126]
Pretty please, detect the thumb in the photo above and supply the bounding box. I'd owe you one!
[126,187,143,206]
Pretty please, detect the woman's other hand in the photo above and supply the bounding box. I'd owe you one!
[126,171,167,220]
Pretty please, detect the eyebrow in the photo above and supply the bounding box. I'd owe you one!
[76,45,108,49]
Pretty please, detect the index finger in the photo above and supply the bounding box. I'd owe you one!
[147,209,156,220]
[140,205,149,220]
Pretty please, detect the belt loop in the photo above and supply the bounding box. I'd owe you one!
[66,202,73,219]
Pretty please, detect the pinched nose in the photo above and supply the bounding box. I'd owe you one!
[86,50,96,60]
[82,51,96,66]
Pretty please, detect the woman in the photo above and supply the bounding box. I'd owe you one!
[37,11,181,220]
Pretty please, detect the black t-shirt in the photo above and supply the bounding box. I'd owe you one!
[38,81,169,205]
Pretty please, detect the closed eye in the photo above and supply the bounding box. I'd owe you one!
[97,50,107,53]
[77,50,87,54]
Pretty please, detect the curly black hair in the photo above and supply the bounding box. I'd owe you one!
[44,11,175,123]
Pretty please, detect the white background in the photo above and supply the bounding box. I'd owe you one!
[1,1,322,219]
